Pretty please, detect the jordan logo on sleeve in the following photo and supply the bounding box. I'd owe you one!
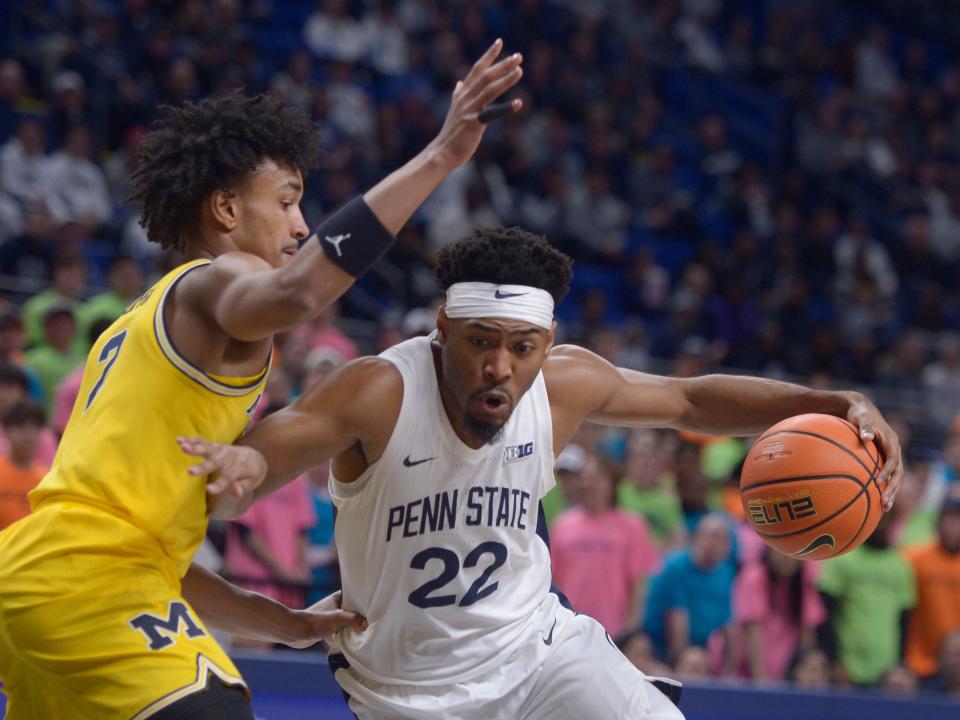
[324,233,351,257]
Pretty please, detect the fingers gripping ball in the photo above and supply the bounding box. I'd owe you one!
[741,414,883,560]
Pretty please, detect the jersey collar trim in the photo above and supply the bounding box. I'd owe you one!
[153,261,270,397]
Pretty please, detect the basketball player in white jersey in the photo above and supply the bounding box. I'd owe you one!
[179,227,903,719]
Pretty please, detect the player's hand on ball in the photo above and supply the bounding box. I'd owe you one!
[177,436,267,502]
[287,591,367,650]
[428,38,523,169]
[845,397,903,511]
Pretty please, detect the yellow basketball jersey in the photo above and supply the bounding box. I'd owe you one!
[29,259,269,576]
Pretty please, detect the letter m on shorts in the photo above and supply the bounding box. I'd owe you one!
[129,601,207,651]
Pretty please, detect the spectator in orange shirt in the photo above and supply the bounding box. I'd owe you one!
[0,399,47,531]
[905,489,960,679]
[0,363,57,467]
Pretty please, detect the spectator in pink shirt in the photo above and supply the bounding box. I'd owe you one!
[551,452,661,637]
[224,474,317,611]
[731,549,826,680]
[291,303,358,363]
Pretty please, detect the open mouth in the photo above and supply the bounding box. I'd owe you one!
[478,392,510,413]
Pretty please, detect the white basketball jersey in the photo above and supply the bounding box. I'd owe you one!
[330,335,555,686]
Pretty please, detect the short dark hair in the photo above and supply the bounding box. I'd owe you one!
[129,94,321,252]
[435,227,573,305]
[2,399,45,428]
[0,364,28,392]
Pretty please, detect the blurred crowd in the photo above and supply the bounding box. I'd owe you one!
[542,429,960,697]
[2,0,960,701]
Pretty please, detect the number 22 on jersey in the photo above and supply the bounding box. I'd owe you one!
[84,330,128,412]
[408,541,508,609]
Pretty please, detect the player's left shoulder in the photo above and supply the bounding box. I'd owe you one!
[543,344,617,400]
[544,344,610,380]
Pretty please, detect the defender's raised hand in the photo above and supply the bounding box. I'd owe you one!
[177,436,267,517]
[427,38,524,169]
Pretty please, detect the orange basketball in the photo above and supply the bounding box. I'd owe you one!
[740,413,884,560]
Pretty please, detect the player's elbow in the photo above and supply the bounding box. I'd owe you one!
[282,286,323,323]
[216,285,319,341]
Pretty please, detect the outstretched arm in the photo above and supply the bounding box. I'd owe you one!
[180,357,402,519]
[178,41,523,343]
[546,345,903,508]
[181,564,364,649]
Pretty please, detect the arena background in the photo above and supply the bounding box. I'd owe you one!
[2,0,960,717]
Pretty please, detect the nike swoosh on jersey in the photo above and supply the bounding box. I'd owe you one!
[542,618,557,646]
[403,455,437,467]
[495,289,528,299]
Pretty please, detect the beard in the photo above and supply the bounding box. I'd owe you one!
[464,411,506,446]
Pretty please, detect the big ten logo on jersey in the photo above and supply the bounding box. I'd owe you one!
[504,441,534,464]
[128,601,206,651]
[747,489,817,527]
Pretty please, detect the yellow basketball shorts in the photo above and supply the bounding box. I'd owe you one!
[0,503,247,720]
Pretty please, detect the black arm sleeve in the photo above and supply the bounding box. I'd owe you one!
[313,196,394,278]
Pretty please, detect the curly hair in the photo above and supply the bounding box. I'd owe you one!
[435,227,573,305]
[129,94,321,251]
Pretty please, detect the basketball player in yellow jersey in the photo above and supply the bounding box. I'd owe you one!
[0,40,524,720]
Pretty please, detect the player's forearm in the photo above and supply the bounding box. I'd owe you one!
[213,197,392,341]
[363,145,459,235]
[676,375,862,436]
[259,238,354,323]
[182,563,307,645]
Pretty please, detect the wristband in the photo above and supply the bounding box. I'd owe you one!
[314,196,395,278]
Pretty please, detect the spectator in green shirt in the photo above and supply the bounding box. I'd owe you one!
[22,254,86,349]
[617,428,686,549]
[25,303,84,410]
[817,513,916,686]
[75,255,144,352]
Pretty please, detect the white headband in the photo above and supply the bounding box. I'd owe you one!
[444,282,554,329]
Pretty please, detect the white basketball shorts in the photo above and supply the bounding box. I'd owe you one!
[330,592,684,719]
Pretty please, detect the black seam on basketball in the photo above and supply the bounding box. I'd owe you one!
[752,476,870,539]
[756,429,876,479]
[834,441,883,555]
[743,473,865,491]
[835,483,870,555]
